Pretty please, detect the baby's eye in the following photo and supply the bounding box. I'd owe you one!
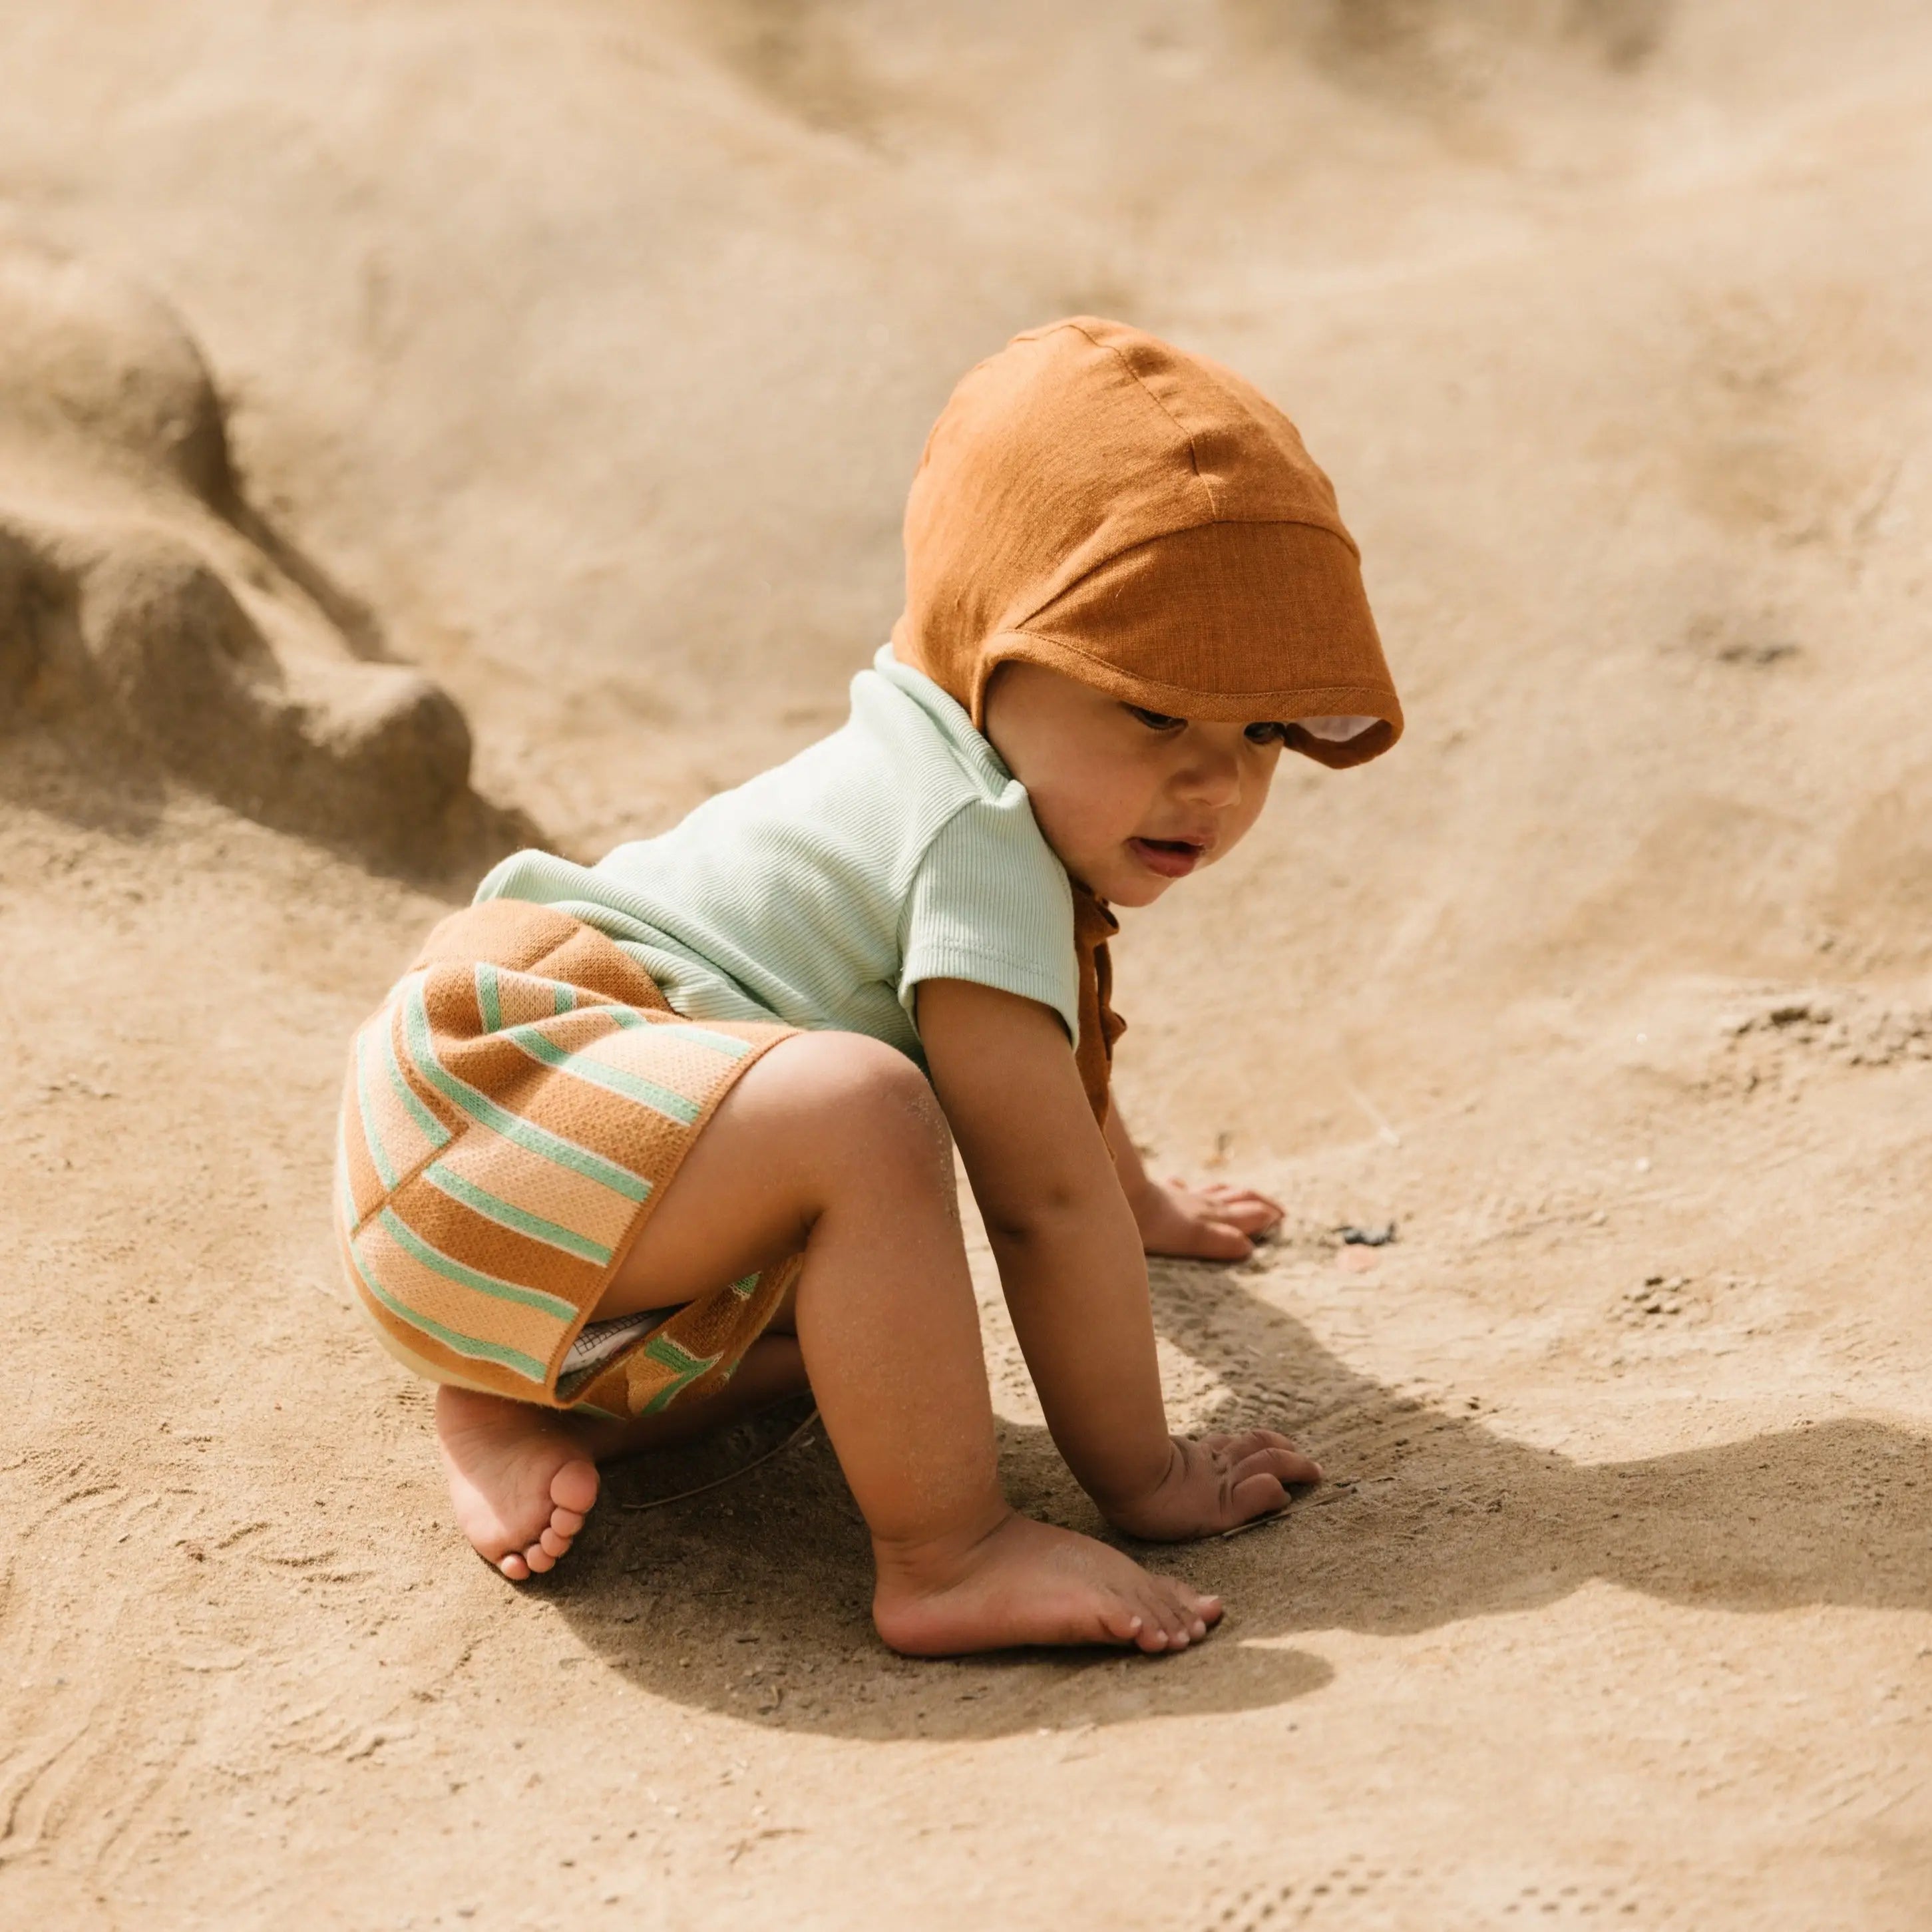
[1125,705,1186,731]
[1244,721,1290,746]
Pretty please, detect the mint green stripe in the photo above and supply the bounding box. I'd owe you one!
[476,961,504,1034]
[507,1026,702,1125]
[347,1237,549,1383]
[554,984,576,1016]
[676,1027,752,1060]
[384,1020,450,1151]
[502,1002,750,1067]
[645,1334,705,1374]
[353,1026,399,1191]
[378,1207,578,1321]
[399,982,650,1202]
[602,1008,752,1061]
[422,1161,612,1265]
[638,1332,719,1415]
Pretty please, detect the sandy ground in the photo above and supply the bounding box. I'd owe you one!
[2,3,1929,1926]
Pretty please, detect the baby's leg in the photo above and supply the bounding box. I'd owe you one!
[586,1031,1219,1654]
[434,1334,809,1580]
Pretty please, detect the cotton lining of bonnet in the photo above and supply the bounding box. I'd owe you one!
[1298,714,1377,742]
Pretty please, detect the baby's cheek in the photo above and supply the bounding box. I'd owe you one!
[1048,787,1119,852]
[1228,770,1279,847]
[1028,788,1101,871]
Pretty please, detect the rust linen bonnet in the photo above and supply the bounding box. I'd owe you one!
[890,315,1404,1119]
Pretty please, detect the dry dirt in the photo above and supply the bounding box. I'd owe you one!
[1,3,1929,1927]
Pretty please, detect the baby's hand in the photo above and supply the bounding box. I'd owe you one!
[1105,1430,1322,1542]
[1129,1175,1284,1261]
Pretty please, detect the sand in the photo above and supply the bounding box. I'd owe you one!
[1,3,1928,1925]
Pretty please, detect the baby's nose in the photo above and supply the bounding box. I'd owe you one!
[1177,746,1243,805]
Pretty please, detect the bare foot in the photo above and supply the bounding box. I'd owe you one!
[435,1386,600,1581]
[870,1511,1223,1657]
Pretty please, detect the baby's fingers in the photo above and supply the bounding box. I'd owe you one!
[1187,1182,1286,1235]
[1193,1218,1255,1261]
[1222,1446,1322,1526]
[1226,1436,1324,1489]
[1227,1469,1291,1523]
[1205,1426,1319,1470]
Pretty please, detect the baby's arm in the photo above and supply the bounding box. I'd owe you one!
[1103,1106,1286,1261]
[917,978,1319,1539]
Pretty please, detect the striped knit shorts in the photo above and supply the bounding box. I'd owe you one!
[333,898,801,1420]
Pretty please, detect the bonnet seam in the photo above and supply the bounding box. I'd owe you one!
[1059,318,1221,520]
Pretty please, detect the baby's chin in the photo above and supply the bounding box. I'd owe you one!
[1060,850,1185,909]
[1108,880,1176,909]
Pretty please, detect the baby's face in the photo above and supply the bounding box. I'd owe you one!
[982,661,1285,907]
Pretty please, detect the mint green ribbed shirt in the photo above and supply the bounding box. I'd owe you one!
[473,647,1081,1065]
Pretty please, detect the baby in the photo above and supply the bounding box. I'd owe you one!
[333,317,1402,1656]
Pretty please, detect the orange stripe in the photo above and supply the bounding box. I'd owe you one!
[383,1000,467,1143]
[430,1031,709,1177]
[567,1024,754,1109]
[337,1079,387,1231]
[427,1119,643,1256]
[492,966,575,1029]
[385,1171,608,1314]
[361,1023,446,1182]
[352,1213,578,1372]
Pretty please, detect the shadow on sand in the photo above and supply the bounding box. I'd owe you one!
[548,1258,1931,1740]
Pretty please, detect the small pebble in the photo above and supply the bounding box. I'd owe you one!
[1338,1222,1398,1247]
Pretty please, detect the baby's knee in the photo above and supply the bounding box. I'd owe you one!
[773,1030,952,1185]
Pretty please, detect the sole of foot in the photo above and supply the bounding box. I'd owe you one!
[435,1384,602,1581]
[871,1511,1222,1656]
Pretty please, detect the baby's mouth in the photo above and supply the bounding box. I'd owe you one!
[1128,835,1206,878]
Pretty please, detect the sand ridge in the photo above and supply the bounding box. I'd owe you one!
[0,3,1928,1926]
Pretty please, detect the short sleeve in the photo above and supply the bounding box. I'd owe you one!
[896,792,1081,1046]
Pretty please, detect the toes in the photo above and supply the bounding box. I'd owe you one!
[550,1459,599,1516]
[483,1509,581,1582]
[1132,1581,1220,1652]
[1180,1593,1221,1638]
[1104,1598,1183,1654]
[1122,1588,1174,1652]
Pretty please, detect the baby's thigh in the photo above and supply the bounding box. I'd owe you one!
[599,1029,947,1320]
